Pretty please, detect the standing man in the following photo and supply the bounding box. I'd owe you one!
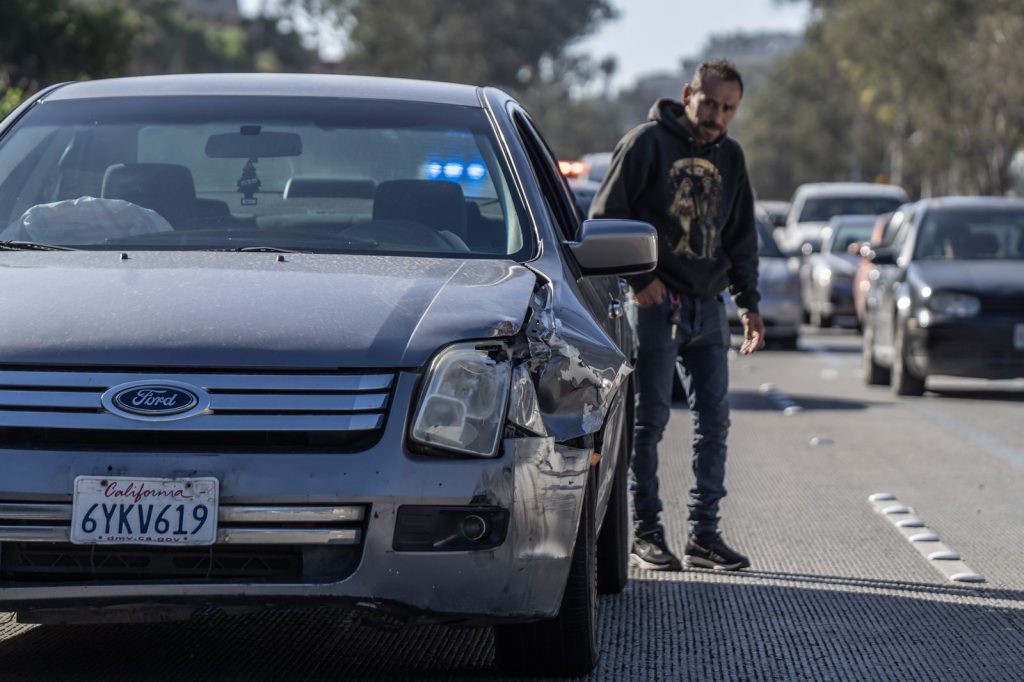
[590,59,765,571]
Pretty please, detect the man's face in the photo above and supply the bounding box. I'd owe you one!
[682,75,742,145]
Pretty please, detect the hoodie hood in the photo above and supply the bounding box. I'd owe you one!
[649,98,725,150]
[0,252,537,369]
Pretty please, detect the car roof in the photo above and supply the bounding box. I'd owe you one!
[915,196,1024,211]
[43,73,483,108]
[793,182,907,198]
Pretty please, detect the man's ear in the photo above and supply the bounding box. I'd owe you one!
[682,84,693,105]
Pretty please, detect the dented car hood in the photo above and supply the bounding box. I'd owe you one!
[0,251,536,368]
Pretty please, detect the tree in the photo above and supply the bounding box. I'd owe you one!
[1,0,135,114]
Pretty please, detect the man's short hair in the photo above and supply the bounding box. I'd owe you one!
[691,59,744,95]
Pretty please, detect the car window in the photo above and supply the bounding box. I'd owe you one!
[756,219,783,257]
[0,96,531,258]
[798,196,904,222]
[511,109,580,242]
[828,223,874,254]
[912,209,1024,261]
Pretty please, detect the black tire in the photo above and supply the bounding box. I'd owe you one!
[811,306,833,328]
[596,397,631,595]
[862,323,890,386]
[892,324,925,396]
[493,473,599,676]
[776,334,800,351]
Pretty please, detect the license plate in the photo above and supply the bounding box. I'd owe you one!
[71,476,218,545]
[1016,323,1024,351]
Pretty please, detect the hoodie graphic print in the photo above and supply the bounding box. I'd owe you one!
[669,156,723,260]
[589,97,760,315]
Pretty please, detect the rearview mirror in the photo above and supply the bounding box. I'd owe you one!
[566,219,657,276]
[205,128,303,158]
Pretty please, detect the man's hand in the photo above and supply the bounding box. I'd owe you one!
[635,279,667,306]
[739,312,766,355]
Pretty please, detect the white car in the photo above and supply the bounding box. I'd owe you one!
[781,182,908,254]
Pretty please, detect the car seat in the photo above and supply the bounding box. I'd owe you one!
[372,180,468,242]
[101,163,233,230]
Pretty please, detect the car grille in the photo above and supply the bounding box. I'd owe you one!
[0,543,359,583]
[978,295,1024,316]
[0,367,395,452]
[0,502,367,584]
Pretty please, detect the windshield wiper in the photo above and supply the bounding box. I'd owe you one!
[209,246,303,253]
[0,240,76,251]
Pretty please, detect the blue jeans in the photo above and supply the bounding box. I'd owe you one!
[631,294,731,538]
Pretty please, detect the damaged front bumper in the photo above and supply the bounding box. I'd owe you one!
[1,280,633,626]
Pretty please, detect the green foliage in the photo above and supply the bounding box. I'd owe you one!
[0,0,135,92]
[746,0,1024,198]
[1,88,24,118]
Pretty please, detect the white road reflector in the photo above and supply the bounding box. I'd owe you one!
[868,492,984,584]
[950,572,985,583]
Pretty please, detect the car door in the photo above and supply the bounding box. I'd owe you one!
[508,107,630,357]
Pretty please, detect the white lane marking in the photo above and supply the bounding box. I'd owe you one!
[909,403,1024,471]
[868,493,985,583]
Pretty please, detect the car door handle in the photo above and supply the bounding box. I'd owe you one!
[608,300,624,319]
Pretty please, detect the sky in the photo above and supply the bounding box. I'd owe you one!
[578,0,812,91]
[238,0,811,91]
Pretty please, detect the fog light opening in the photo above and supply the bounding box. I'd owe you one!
[460,514,488,542]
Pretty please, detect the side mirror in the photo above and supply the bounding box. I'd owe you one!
[868,246,898,265]
[566,219,657,276]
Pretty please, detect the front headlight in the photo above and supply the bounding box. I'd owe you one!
[928,292,980,318]
[410,343,511,457]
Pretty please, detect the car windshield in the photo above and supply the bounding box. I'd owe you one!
[0,96,531,258]
[798,196,903,223]
[913,208,1024,261]
[828,223,874,254]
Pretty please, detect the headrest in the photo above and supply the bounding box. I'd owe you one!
[284,177,376,199]
[959,232,1000,258]
[372,180,466,238]
[101,163,197,218]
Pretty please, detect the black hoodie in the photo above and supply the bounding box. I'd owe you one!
[590,98,760,315]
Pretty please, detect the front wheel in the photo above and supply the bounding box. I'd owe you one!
[892,324,926,396]
[493,472,599,676]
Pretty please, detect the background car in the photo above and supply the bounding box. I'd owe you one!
[724,210,802,349]
[756,199,791,230]
[850,207,913,327]
[0,73,657,677]
[862,196,1024,395]
[568,151,612,217]
[780,181,909,254]
[800,214,877,328]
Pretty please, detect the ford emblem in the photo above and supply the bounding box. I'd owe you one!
[101,381,210,421]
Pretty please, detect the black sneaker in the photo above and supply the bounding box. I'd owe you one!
[684,532,750,570]
[629,532,682,571]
